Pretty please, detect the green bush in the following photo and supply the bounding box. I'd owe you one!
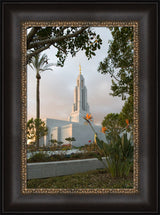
[49,154,66,161]
[95,133,133,177]
[28,152,50,162]
[70,151,98,160]
[27,151,102,162]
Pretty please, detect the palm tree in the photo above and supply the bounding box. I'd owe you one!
[29,53,53,148]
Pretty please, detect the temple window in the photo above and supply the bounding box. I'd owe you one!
[81,80,83,88]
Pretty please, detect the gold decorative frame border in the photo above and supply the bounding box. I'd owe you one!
[21,21,139,194]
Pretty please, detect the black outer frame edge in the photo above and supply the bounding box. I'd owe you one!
[0,0,160,3]
[158,0,160,214]
[1,1,158,212]
[0,0,3,214]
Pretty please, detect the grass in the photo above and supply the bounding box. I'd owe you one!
[27,169,133,189]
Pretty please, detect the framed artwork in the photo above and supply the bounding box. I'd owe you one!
[2,1,158,213]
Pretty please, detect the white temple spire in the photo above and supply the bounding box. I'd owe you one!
[79,64,81,74]
[68,67,91,123]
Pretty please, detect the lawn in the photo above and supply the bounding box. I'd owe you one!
[27,169,133,189]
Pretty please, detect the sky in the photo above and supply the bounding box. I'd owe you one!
[27,27,125,125]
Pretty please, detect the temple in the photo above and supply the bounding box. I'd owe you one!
[68,69,91,124]
[40,66,105,147]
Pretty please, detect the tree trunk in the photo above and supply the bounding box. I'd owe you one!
[36,72,41,149]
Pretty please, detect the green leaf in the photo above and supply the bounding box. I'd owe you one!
[96,137,104,150]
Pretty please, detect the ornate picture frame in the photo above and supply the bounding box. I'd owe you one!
[2,1,158,213]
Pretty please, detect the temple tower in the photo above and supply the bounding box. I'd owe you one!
[68,65,92,124]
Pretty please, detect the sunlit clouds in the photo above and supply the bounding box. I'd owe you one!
[27,27,125,125]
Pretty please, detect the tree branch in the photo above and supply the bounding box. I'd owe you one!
[108,71,120,82]
[57,27,68,36]
[27,27,41,47]
[53,44,67,54]
[28,27,88,49]
[27,44,50,63]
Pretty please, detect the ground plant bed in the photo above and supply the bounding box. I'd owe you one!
[27,151,100,163]
[27,169,133,189]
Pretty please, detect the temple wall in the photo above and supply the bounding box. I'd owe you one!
[71,123,95,147]
[60,124,72,144]
[44,118,72,146]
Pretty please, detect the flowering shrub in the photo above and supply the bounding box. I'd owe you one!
[27,151,102,162]
[83,113,133,177]
[61,144,72,151]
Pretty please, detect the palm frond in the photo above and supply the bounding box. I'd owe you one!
[29,53,53,73]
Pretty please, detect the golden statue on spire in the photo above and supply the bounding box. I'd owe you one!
[79,64,81,74]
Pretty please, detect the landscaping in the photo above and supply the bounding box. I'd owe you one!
[27,151,101,163]
[27,143,100,162]
[27,114,134,189]
[27,168,133,189]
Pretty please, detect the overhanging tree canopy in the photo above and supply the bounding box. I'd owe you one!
[27,27,102,64]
